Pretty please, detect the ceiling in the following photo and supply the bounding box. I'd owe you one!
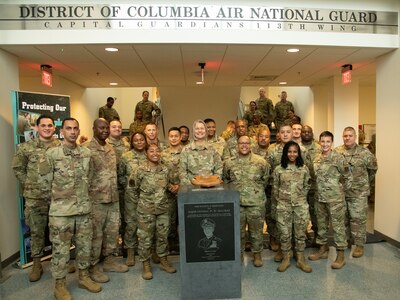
[0,43,394,88]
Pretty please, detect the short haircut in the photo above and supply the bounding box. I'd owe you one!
[145,143,160,152]
[179,125,190,132]
[36,115,54,126]
[204,118,215,124]
[62,117,79,128]
[110,119,122,125]
[142,90,150,96]
[236,119,248,126]
[279,124,292,132]
[168,126,181,134]
[343,126,356,134]
[319,131,334,141]
[107,97,114,102]
[281,141,304,169]
[145,122,157,130]
[130,131,146,149]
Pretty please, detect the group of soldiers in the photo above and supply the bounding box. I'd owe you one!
[12,88,377,299]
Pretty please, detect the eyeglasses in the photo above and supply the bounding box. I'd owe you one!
[238,142,250,145]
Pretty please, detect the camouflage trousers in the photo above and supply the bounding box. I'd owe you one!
[168,192,178,240]
[307,187,318,234]
[118,188,126,238]
[264,186,278,239]
[24,197,49,258]
[240,205,265,253]
[49,214,92,279]
[345,196,368,246]
[276,202,309,252]
[137,210,170,262]
[124,187,138,249]
[91,202,120,265]
[315,200,346,250]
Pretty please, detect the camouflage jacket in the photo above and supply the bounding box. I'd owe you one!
[98,105,119,123]
[273,164,311,206]
[179,141,223,185]
[222,135,256,161]
[118,149,147,189]
[86,138,119,204]
[131,161,172,214]
[314,150,352,203]
[243,111,256,127]
[106,137,130,164]
[251,144,269,160]
[207,135,226,158]
[274,101,294,128]
[44,144,92,216]
[161,145,183,185]
[248,123,269,139]
[224,153,270,206]
[128,120,147,136]
[12,138,61,199]
[255,97,275,125]
[335,144,378,197]
[135,100,161,123]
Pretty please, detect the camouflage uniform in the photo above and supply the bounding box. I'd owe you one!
[301,140,322,235]
[248,123,269,139]
[118,150,147,249]
[220,129,235,142]
[222,136,256,161]
[135,100,161,124]
[207,135,226,158]
[255,97,275,126]
[224,153,270,253]
[130,161,172,261]
[86,138,120,266]
[98,105,120,123]
[335,144,378,246]
[251,144,269,160]
[274,101,294,130]
[128,120,147,136]
[43,144,92,279]
[314,151,351,250]
[273,164,310,252]
[179,141,223,186]
[243,111,256,128]
[12,138,61,259]
[161,146,182,243]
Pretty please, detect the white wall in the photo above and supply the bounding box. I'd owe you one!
[375,49,400,242]
[240,86,314,128]
[359,85,376,125]
[0,49,20,260]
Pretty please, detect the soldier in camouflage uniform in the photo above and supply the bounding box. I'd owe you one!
[179,125,190,146]
[335,127,378,258]
[86,118,128,285]
[309,131,351,269]
[44,118,101,300]
[134,90,161,124]
[220,120,236,142]
[292,123,302,144]
[106,119,130,255]
[179,120,223,185]
[300,125,321,244]
[131,143,178,280]
[224,135,270,267]
[251,128,271,159]
[273,141,312,273]
[248,112,269,140]
[144,123,167,150]
[255,87,275,127]
[222,119,256,161]
[161,127,183,253]
[204,118,226,158]
[98,97,120,123]
[243,101,258,128]
[274,91,295,130]
[118,131,147,266]
[12,115,61,282]
[128,109,147,137]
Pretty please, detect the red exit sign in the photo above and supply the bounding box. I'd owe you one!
[342,70,352,85]
[41,65,53,87]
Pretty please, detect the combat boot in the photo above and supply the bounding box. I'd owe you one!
[142,260,153,280]
[253,252,263,267]
[308,244,329,261]
[89,264,109,283]
[352,245,364,258]
[277,251,291,272]
[152,252,160,264]
[331,250,346,269]
[126,248,135,267]
[159,256,177,273]
[269,236,279,252]
[103,255,129,273]
[54,278,72,300]
[296,252,312,273]
[78,269,102,293]
[29,257,43,282]
[274,247,283,262]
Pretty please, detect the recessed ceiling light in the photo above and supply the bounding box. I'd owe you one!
[105,47,119,52]
[279,81,287,85]
[287,48,299,53]
[196,81,204,85]
[109,82,118,86]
